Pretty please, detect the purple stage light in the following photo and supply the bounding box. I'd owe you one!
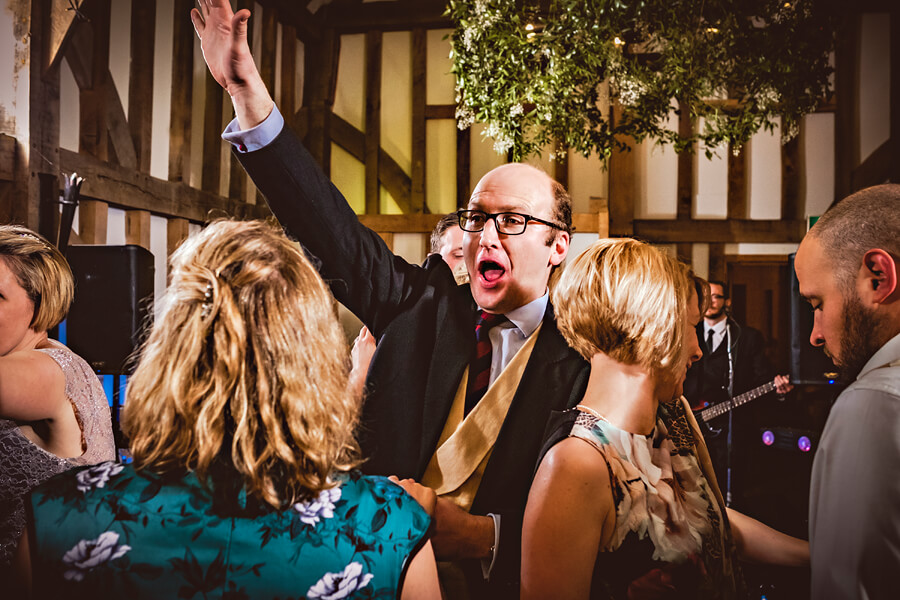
[762,430,775,446]
[797,436,812,452]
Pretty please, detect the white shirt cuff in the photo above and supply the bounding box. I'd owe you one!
[221,104,284,153]
[481,513,501,580]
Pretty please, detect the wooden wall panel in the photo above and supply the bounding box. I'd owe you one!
[365,31,383,214]
[168,0,194,183]
[125,209,151,249]
[78,0,110,162]
[167,217,190,256]
[78,200,109,244]
[129,0,156,173]
[608,104,636,236]
[411,28,426,212]
[727,144,748,219]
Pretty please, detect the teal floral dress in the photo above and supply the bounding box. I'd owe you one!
[28,464,431,599]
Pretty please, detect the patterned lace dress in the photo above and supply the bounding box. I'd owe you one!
[0,346,115,566]
[541,399,744,599]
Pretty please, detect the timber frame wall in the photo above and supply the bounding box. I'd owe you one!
[0,0,897,283]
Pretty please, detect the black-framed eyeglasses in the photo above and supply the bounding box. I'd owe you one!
[456,209,564,236]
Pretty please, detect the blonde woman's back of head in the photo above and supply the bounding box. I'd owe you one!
[552,238,692,379]
[124,220,360,510]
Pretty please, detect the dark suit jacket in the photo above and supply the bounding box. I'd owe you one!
[683,318,775,505]
[236,127,590,598]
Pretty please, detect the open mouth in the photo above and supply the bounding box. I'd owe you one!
[478,260,506,283]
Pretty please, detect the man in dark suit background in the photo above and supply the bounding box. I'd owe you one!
[192,3,590,597]
[683,280,792,506]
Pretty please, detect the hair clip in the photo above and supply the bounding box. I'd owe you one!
[201,283,214,318]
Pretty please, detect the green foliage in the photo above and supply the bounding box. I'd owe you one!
[448,0,843,162]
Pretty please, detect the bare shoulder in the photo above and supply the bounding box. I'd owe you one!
[0,349,68,421]
[532,437,613,504]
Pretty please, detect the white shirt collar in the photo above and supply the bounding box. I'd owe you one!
[479,291,548,338]
[705,318,727,337]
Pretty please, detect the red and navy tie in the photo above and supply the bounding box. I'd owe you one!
[465,310,507,415]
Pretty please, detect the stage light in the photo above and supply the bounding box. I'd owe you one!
[797,436,812,452]
[762,430,775,446]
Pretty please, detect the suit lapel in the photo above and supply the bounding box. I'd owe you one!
[418,285,476,476]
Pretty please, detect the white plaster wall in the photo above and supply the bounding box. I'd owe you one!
[802,112,835,218]
[567,151,607,215]
[334,33,365,131]
[331,142,365,213]
[692,243,710,279]
[859,13,890,162]
[468,121,506,191]
[426,29,454,105]
[382,31,412,174]
[694,125,729,219]
[109,1,131,118]
[0,2,30,142]
[747,119,782,220]
[426,118,458,214]
[635,112,679,219]
[150,0,174,180]
[59,58,79,151]
[150,214,168,308]
[393,232,426,264]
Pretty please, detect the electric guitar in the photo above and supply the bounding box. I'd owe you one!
[692,379,778,428]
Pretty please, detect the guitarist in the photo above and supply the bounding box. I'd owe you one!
[683,280,793,507]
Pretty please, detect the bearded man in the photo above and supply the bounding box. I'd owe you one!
[794,183,900,600]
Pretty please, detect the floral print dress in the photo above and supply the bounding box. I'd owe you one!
[540,400,744,599]
[28,464,431,599]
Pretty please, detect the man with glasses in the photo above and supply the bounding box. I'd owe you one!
[192,3,589,598]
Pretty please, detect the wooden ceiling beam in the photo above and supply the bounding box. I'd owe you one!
[633,219,806,244]
[254,0,323,44]
[59,148,269,223]
[323,0,451,32]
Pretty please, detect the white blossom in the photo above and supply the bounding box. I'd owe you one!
[76,462,125,493]
[293,486,341,526]
[307,562,374,600]
[62,531,131,581]
[509,103,524,117]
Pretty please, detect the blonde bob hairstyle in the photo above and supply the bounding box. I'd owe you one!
[0,224,74,333]
[552,238,692,379]
[123,220,360,509]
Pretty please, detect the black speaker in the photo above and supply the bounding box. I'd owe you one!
[788,253,837,385]
[66,245,154,374]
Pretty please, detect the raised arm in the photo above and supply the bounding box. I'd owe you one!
[190,0,272,129]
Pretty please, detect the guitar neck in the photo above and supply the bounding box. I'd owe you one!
[698,380,777,422]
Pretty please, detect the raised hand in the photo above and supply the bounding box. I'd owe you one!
[190,0,273,129]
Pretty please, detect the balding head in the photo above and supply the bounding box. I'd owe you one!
[807,184,900,291]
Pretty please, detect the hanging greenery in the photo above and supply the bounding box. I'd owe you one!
[448,0,843,161]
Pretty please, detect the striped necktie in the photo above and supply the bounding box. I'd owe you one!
[465,310,507,415]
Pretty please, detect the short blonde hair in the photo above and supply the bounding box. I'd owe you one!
[124,220,360,509]
[552,238,692,378]
[0,225,74,332]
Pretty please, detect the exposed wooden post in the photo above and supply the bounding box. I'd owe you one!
[365,31,383,214]
[781,134,803,220]
[200,73,224,194]
[169,0,194,183]
[411,28,426,213]
[167,217,190,256]
[303,30,340,173]
[129,0,156,173]
[834,12,861,202]
[78,0,110,162]
[727,143,748,219]
[676,243,693,266]
[608,104,636,236]
[125,209,152,250]
[456,127,471,209]
[281,24,298,116]
[708,243,726,282]
[78,200,109,244]
[554,148,568,190]
[676,104,693,220]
